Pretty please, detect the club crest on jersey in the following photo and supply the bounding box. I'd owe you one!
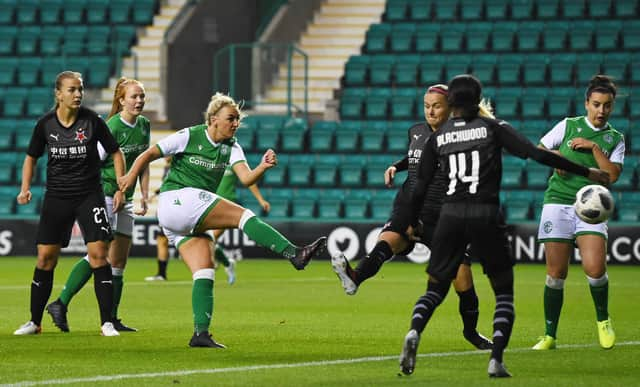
[543,221,553,234]
[603,134,612,144]
[221,145,229,155]
[198,191,213,202]
[75,128,87,143]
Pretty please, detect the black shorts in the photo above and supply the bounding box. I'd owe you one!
[427,202,514,282]
[36,190,113,247]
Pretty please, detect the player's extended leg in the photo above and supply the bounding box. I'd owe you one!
[146,232,169,281]
[197,200,325,270]
[533,242,571,350]
[109,233,137,332]
[577,234,615,349]
[14,244,60,335]
[179,236,225,348]
[486,268,515,378]
[452,263,493,350]
[46,255,92,332]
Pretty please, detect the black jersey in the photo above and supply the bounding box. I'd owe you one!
[27,107,120,197]
[410,116,592,220]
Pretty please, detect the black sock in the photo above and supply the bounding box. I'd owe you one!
[457,286,480,335]
[354,241,393,285]
[158,260,168,278]
[93,265,114,325]
[410,280,451,333]
[30,268,54,326]
[489,271,515,363]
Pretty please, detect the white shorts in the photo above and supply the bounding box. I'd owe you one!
[157,187,220,248]
[537,203,608,242]
[104,196,134,237]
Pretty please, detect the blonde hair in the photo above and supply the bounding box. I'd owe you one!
[478,98,494,119]
[54,71,82,109]
[108,77,145,120]
[204,92,245,125]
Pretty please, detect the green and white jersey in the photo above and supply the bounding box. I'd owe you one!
[540,116,625,205]
[216,165,240,201]
[156,124,246,193]
[101,113,151,200]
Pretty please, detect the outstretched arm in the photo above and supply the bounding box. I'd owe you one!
[233,149,276,187]
[118,146,162,193]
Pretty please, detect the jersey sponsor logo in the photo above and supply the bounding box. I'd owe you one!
[188,156,224,170]
[436,127,488,147]
[543,221,553,234]
[75,128,87,143]
[49,133,59,141]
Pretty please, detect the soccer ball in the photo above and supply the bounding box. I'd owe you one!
[574,185,615,224]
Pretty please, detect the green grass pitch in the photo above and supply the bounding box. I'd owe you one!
[0,257,638,386]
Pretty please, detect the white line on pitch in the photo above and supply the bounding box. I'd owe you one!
[2,341,639,387]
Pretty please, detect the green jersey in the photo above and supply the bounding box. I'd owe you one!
[157,124,246,193]
[216,165,239,201]
[541,116,625,205]
[102,113,151,200]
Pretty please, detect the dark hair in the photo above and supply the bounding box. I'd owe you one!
[586,75,617,100]
[447,74,482,119]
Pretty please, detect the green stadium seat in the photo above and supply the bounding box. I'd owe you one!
[568,21,593,51]
[309,121,336,153]
[4,88,28,117]
[536,0,560,19]
[629,94,640,120]
[86,0,109,23]
[291,194,316,218]
[494,87,521,118]
[516,21,544,52]
[615,164,635,190]
[335,120,362,153]
[496,54,522,86]
[575,53,602,84]
[339,155,365,186]
[548,53,576,85]
[502,156,525,188]
[444,54,471,81]
[370,190,395,221]
[16,0,38,24]
[340,88,366,120]
[258,115,285,131]
[65,56,89,80]
[588,0,613,17]
[0,122,16,152]
[317,190,344,218]
[629,52,640,84]
[522,54,548,85]
[491,21,518,52]
[365,24,390,53]
[280,117,307,152]
[543,21,568,51]
[415,23,440,53]
[255,128,280,152]
[64,26,88,55]
[63,0,86,23]
[0,25,17,55]
[265,197,289,218]
[387,121,412,152]
[510,0,534,19]
[460,0,483,20]
[602,52,630,82]
[521,88,548,119]
[0,161,15,185]
[548,87,576,118]
[40,26,65,56]
[617,192,640,222]
[526,162,552,188]
[409,0,433,21]
[112,25,137,55]
[595,20,622,51]
[133,0,157,24]
[87,56,112,87]
[236,123,255,151]
[262,156,287,186]
[288,155,314,186]
[366,155,395,188]
[504,190,532,221]
[364,88,390,121]
[40,0,63,24]
[26,88,52,118]
[466,22,492,52]
[17,26,41,56]
[440,23,466,52]
[344,190,370,219]
[17,57,42,87]
[0,58,18,86]
[615,0,639,17]
[471,54,497,85]
[0,0,15,24]
[0,194,15,215]
[87,26,111,55]
[360,121,387,152]
[622,20,640,50]
[385,0,409,22]
[344,55,369,86]
[391,88,417,120]
[109,0,132,24]
[419,55,446,85]
[485,0,509,19]
[369,55,395,86]
[394,55,421,86]
[314,158,338,187]
[434,1,458,20]
[562,0,586,17]
[390,23,415,53]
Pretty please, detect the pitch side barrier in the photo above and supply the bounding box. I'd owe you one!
[1,219,640,264]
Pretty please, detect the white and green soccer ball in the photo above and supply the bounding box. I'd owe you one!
[574,184,615,224]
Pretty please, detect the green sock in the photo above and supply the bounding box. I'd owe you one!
[214,245,230,267]
[242,216,296,258]
[543,285,563,338]
[192,278,214,334]
[112,274,123,319]
[59,258,92,306]
[589,283,609,321]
